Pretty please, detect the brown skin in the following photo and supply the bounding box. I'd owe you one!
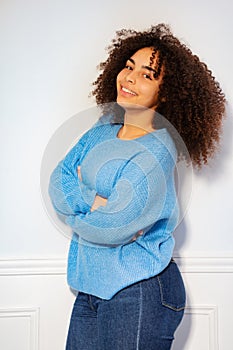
[116,47,164,138]
[92,23,226,168]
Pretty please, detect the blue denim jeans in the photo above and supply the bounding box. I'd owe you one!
[66,260,185,350]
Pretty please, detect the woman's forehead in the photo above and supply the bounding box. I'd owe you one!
[129,47,161,74]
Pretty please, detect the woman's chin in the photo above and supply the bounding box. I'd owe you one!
[116,99,146,111]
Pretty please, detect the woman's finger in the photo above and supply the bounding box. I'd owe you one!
[77,166,82,181]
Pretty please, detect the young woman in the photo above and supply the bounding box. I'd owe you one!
[49,24,225,349]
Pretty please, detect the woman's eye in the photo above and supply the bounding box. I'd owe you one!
[143,73,152,80]
[125,65,132,70]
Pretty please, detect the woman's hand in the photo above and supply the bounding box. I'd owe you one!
[131,230,144,242]
[90,195,108,212]
[77,166,107,212]
[77,166,82,181]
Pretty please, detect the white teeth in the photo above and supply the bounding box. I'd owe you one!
[122,87,136,95]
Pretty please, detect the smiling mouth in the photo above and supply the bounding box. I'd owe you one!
[121,86,137,96]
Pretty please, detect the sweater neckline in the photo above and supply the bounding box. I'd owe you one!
[114,124,166,141]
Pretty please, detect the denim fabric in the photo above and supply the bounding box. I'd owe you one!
[65,260,185,350]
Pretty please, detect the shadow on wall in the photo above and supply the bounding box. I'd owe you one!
[172,220,191,349]
[173,101,232,255]
[172,305,192,350]
[171,102,232,349]
[173,100,232,255]
[194,101,233,181]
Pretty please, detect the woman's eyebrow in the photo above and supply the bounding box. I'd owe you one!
[128,58,135,64]
[128,58,157,73]
[143,66,157,73]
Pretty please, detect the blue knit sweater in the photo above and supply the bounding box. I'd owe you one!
[49,115,179,299]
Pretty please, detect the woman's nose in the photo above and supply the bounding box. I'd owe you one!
[126,71,136,84]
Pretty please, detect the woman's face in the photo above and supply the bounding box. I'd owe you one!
[116,47,163,111]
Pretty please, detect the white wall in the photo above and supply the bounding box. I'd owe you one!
[1,1,233,349]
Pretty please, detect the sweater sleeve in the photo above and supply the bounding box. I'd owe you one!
[65,150,176,246]
[48,129,97,215]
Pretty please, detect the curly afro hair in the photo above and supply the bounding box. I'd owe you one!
[92,23,226,168]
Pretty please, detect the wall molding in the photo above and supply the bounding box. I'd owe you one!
[0,307,39,350]
[0,256,232,276]
[0,259,66,276]
[174,256,233,273]
[184,305,218,350]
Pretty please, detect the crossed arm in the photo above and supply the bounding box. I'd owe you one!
[49,132,175,246]
[77,166,143,241]
[77,166,107,211]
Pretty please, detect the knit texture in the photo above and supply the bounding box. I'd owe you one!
[49,115,179,299]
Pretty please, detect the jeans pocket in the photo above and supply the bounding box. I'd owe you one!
[157,261,186,311]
